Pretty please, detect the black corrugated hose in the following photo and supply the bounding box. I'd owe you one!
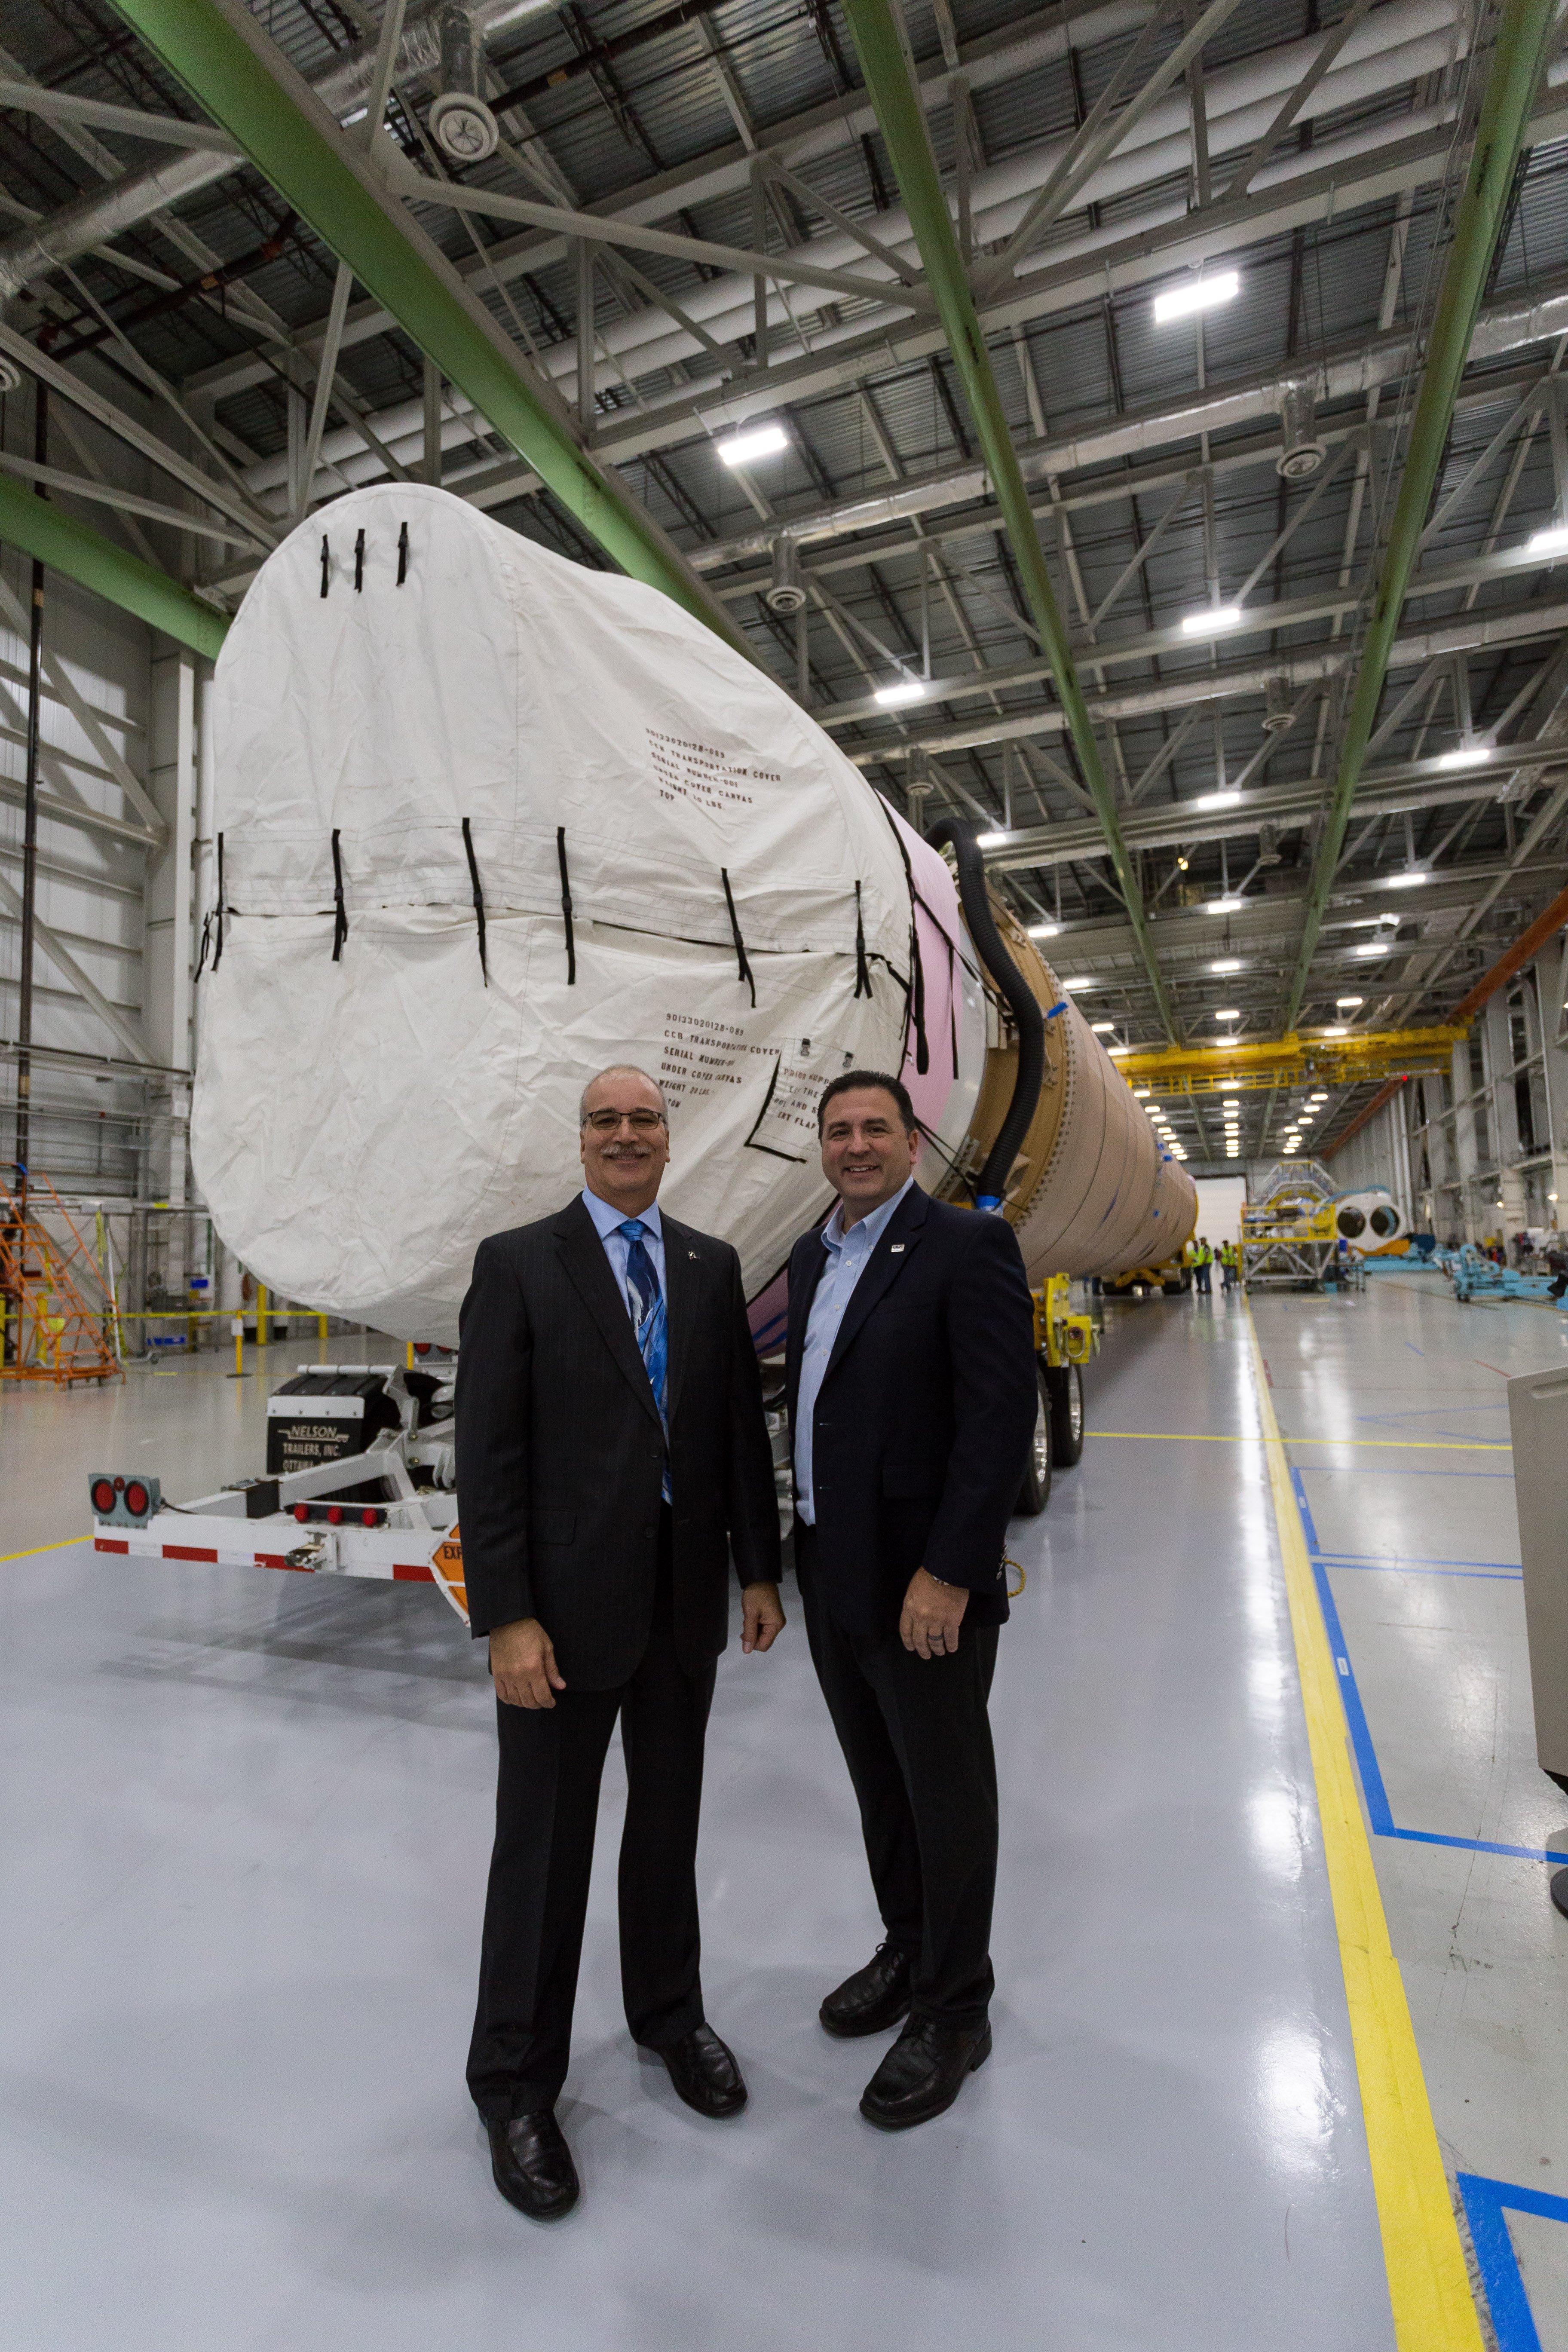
[924,816,1045,1211]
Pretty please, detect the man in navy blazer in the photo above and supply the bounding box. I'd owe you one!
[785,1069,1037,2129]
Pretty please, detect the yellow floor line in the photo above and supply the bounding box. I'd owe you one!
[1092,1429,1510,1452]
[0,1534,89,1562]
[1243,1303,1483,2351]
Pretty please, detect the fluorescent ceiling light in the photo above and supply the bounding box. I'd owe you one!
[975,832,1009,848]
[1060,976,1095,989]
[1153,270,1240,324]
[342,104,368,124]
[1214,1008,1240,1020]
[1109,1043,1131,1054]
[1181,606,1242,637]
[1435,745,1491,770]
[873,678,927,707]
[1090,1020,1115,1033]
[1527,522,1568,558]
[1194,789,1241,810]
[1382,870,1429,887]
[1133,1087,1150,1097]
[1207,895,1246,915]
[1027,920,1060,938]
[1320,1024,1348,1036]
[1335,995,1363,1008]
[719,423,789,466]
[1211,958,1243,974]
[1352,940,1389,958]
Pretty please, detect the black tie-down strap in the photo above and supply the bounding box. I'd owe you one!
[854,879,873,999]
[195,833,226,982]
[720,867,756,1006]
[556,826,576,984]
[354,528,365,591]
[329,828,348,961]
[319,535,330,598]
[397,521,409,585]
[877,802,928,1072]
[461,818,489,986]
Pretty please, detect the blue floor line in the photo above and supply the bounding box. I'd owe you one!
[1313,1550,1521,1571]
[1315,1557,1523,1582]
[1457,2174,1568,2352]
[1288,1470,1556,1866]
[1295,1464,1516,1477]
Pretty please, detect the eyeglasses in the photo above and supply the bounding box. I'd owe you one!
[583,1109,667,1133]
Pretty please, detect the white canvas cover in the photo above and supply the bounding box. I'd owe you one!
[193,485,936,1343]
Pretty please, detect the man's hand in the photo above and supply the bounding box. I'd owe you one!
[900,1567,968,1660]
[489,1617,567,1709]
[741,1580,786,1654]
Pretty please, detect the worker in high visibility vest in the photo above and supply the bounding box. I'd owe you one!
[1193,1237,1213,1295]
[1220,1239,1238,1290]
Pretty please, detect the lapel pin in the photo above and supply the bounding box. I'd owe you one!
[688,1250,699,1259]
[890,1243,906,1253]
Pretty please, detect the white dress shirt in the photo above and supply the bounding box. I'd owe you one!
[793,1177,915,1525]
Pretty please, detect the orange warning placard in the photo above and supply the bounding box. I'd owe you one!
[430,1525,469,1624]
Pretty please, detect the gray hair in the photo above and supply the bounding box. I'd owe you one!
[578,1064,669,1125]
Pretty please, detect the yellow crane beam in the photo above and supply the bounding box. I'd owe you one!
[1115,1027,1463,1097]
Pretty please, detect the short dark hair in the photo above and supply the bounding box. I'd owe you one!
[817,1069,917,1137]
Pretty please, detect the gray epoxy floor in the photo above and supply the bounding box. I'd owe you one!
[1253,1271,1568,2345]
[0,1296,1398,2350]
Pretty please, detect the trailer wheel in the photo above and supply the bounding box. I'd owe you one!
[1015,1369,1053,1514]
[1045,1363,1085,1466]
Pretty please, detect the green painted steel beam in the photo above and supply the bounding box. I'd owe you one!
[105,0,754,661]
[837,0,1181,1043]
[0,472,228,660]
[1286,0,1558,1029]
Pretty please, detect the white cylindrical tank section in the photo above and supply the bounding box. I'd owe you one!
[193,487,1193,1341]
[1332,1188,1409,1251]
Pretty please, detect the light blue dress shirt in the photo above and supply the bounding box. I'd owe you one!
[580,1184,667,1311]
[793,1177,915,1526]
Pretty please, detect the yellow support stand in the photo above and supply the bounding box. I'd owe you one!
[1031,1271,1096,1367]
[257,1284,268,1347]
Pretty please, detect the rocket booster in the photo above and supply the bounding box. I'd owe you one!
[193,486,1194,1342]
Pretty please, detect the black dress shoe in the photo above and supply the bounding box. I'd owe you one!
[653,2023,748,2117]
[487,2110,579,2220]
[820,1942,913,2039]
[859,2014,992,2131]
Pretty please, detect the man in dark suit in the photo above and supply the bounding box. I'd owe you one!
[456,1064,784,2220]
[786,1070,1037,2130]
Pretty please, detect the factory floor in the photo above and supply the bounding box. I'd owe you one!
[0,1281,1562,2350]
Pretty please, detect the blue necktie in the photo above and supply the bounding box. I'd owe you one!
[619,1219,671,1501]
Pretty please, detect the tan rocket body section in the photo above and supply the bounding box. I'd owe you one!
[933,897,1197,1280]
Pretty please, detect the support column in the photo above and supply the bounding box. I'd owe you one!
[144,641,197,1293]
[1538,936,1568,1230]
[1452,1039,1480,1242]
[1389,1087,1415,1227]
[1419,1072,1452,1234]
[1485,993,1526,1240]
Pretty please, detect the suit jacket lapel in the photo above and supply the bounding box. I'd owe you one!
[660,1210,698,1423]
[823,1183,928,1384]
[553,1198,663,1429]
[786,1232,832,1425]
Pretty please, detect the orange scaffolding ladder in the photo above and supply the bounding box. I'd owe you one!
[0,1173,123,1387]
